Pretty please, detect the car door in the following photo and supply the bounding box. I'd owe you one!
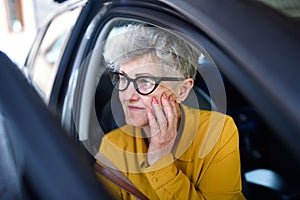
[0,51,110,199]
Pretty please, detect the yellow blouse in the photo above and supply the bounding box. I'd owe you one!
[96,105,246,199]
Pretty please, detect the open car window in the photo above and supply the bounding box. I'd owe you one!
[68,18,228,165]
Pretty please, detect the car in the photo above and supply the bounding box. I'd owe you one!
[5,0,300,199]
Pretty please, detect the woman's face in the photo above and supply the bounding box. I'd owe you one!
[118,54,177,128]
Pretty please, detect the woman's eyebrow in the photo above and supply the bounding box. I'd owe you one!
[135,73,154,77]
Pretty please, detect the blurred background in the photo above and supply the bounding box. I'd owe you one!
[0,0,59,66]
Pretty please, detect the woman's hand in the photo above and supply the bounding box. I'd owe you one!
[146,92,180,166]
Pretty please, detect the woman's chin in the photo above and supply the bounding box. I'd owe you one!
[125,117,148,128]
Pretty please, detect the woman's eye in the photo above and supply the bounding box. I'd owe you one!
[137,78,155,88]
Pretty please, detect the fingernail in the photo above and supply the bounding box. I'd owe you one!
[152,97,158,104]
[162,92,167,99]
[147,107,152,113]
[169,95,174,102]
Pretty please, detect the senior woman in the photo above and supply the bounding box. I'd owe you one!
[96,24,246,200]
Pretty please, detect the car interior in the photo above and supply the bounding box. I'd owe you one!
[71,19,300,199]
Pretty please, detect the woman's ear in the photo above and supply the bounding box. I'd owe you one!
[177,78,194,102]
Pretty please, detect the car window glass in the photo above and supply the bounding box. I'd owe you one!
[29,7,81,103]
[72,19,227,161]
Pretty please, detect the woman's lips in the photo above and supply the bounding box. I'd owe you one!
[127,105,145,111]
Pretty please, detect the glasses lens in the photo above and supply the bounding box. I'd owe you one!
[109,72,158,94]
[110,72,119,85]
[136,77,156,94]
[110,72,127,91]
[118,74,128,90]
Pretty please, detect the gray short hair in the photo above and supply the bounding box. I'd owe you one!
[103,24,199,79]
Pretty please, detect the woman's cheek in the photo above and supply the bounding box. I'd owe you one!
[141,95,157,107]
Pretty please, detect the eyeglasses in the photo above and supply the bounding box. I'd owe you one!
[109,71,185,95]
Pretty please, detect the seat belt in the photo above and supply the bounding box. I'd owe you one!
[94,153,149,200]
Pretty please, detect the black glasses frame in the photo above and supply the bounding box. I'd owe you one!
[109,71,185,95]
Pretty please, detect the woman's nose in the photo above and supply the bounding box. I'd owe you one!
[122,82,139,100]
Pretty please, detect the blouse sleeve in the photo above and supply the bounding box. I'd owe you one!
[198,116,246,199]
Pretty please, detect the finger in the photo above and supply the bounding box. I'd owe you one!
[146,106,160,137]
[161,93,177,132]
[170,94,180,130]
[152,97,167,132]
